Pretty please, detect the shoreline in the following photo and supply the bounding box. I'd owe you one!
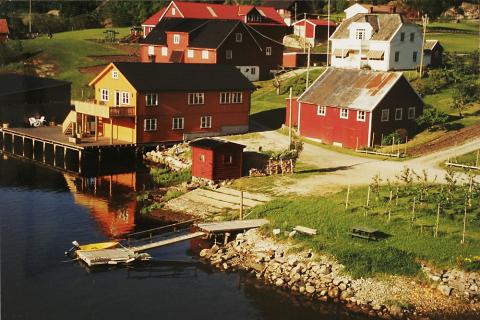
[199,229,480,319]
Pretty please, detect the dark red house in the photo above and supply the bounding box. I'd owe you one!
[140,18,283,81]
[142,0,287,41]
[190,138,245,181]
[285,68,424,149]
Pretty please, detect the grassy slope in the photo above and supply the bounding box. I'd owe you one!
[428,21,479,32]
[249,186,480,277]
[426,33,479,53]
[1,28,131,99]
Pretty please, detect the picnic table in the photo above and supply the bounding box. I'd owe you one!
[348,226,380,241]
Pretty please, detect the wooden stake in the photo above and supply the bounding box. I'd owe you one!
[434,204,440,238]
[240,190,244,220]
[366,185,371,207]
[345,184,350,210]
[395,186,399,206]
[476,149,479,167]
[391,136,395,154]
[388,190,393,222]
[288,87,293,150]
[411,196,416,222]
[461,206,467,244]
[404,136,408,155]
[371,132,375,148]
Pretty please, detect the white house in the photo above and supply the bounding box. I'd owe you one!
[329,13,423,71]
[344,3,399,19]
[344,3,370,19]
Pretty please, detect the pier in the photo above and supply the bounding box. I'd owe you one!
[0,126,138,175]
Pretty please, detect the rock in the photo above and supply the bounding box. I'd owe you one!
[199,249,210,258]
[320,289,327,296]
[339,283,347,291]
[328,287,339,298]
[210,244,220,254]
[306,285,316,294]
[275,278,284,287]
[332,278,342,286]
[388,305,403,318]
[222,263,229,270]
[438,284,453,296]
[288,230,297,238]
[287,258,298,267]
[299,286,305,293]
[272,228,281,236]
[430,275,441,282]
[319,265,331,275]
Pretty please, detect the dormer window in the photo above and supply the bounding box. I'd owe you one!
[173,34,180,44]
[355,29,366,40]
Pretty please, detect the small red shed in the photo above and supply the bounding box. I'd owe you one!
[190,138,245,181]
[292,18,336,46]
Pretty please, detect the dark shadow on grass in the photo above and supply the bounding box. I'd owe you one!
[294,165,353,174]
[445,122,465,131]
[249,107,285,132]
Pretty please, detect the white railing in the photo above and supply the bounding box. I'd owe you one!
[62,110,77,134]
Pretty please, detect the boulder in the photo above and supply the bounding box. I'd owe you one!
[438,284,453,296]
[306,285,316,294]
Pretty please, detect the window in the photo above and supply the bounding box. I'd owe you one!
[266,47,272,56]
[224,154,233,165]
[395,108,403,120]
[408,107,416,119]
[400,32,405,42]
[412,51,418,62]
[161,47,168,56]
[202,50,209,59]
[188,92,204,105]
[148,46,155,56]
[357,110,366,122]
[199,154,205,162]
[340,108,348,119]
[410,33,415,42]
[317,106,326,116]
[187,49,194,58]
[394,51,400,62]
[112,70,119,79]
[144,118,157,131]
[172,8,176,15]
[355,28,366,40]
[381,109,389,122]
[121,92,130,105]
[251,68,256,75]
[200,116,212,128]
[145,93,158,106]
[220,92,242,104]
[173,34,180,44]
[226,50,233,60]
[101,89,109,101]
[235,33,243,42]
[172,117,184,130]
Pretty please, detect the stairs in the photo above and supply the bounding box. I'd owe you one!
[62,110,77,135]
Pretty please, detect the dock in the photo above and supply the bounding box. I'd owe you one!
[196,218,268,234]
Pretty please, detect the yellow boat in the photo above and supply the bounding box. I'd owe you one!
[77,241,119,252]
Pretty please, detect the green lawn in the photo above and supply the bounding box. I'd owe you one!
[426,32,479,53]
[453,150,480,167]
[428,21,479,32]
[249,185,480,278]
[1,28,131,99]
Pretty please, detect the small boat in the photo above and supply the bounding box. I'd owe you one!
[65,240,119,257]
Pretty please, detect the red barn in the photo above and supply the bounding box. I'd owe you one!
[285,68,424,149]
[0,19,9,42]
[140,18,283,81]
[292,18,336,46]
[190,138,245,181]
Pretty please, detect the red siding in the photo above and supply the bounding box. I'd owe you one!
[192,147,214,180]
[139,45,216,64]
[282,53,297,68]
[305,22,314,38]
[192,145,244,181]
[166,31,189,49]
[136,90,251,143]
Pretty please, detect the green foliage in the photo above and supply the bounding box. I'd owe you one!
[382,131,406,145]
[415,105,449,130]
[150,167,191,187]
[451,80,480,116]
[0,40,23,65]
[458,255,480,272]
[162,189,186,202]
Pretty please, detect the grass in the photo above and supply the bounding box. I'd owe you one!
[426,33,479,53]
[450,150,480,167]
[428,21,479,32]
[0,28,131,99]
[150,167,192,187]
[248,185,480,278]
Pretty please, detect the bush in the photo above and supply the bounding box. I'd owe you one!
[150,167,191,187]
[382,129,407,145]
[416,106,449,130]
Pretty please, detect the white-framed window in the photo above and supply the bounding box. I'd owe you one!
[224,154,233,165]
[200,116,212,128]
[145,93,158,106]
[251,68,256,75]
[317,106,326,116]
[220,92,242,104]
[199,154,205,162]
[226,50,232,60]
[148,46,155,56]
[394,51,400,62]
[235,33,242,42]
[100,89,109,101]
[381,109,389,122]
[412,51,418,62]
[144,118,157,131]
[408,107,416,119]
[202,50,209,59]
[173,34,180,44]
[395,108,403,120]
[172,8,176,15]
[400,32,405,42]
[161,47,168,56]
[340,108,348,119]
[357,110,366,122]
[410,33,415,42]
[266,47,272,56]
[121,92,130,105]
[355,28,366,40]
[188,92,204,105]
[172,117,184,130]
[112,70,119,79]
[187,49,194,58]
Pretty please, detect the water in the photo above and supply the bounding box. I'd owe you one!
[0,154,366,320]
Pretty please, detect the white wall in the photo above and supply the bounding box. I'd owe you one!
[388,24,422,70]
[344,4,369,19]
[330,39,390,71]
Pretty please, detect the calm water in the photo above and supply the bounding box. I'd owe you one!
[0,154,366,320]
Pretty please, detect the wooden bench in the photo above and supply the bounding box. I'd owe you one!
[348,226,379,241]
[293,225,317,236]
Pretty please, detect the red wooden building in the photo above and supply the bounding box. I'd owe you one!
[285,68,424,149]
[190,138,245,181]
[142,0,287,41]
[140,18,283,81]
[292,18,336,46]
[0,19,9,42]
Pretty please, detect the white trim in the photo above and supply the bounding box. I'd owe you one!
[317,105,326,116]
[381,109,390,122]
[200,115,212,129]
[161,47,168,56]
[395,107,403,120]
[367,111,372,147]
[356,110,366,122]
[408,107,416,119]
[173,34,180,44]
[297,102,302,135]
[340,108,349,119]
[187,49,194,58]
[172,117,184,130]
[159,1,184,21]
[387,23,404,42]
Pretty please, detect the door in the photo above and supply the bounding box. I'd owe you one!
[114,91,120,107]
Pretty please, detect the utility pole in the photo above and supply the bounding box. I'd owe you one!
[29,0,32,34]
[288,87,293,149]
[303,12,307,53]
[306,45,311,89]
[294,2,297,24]
[326,0,331,67]
[419,14,429,78]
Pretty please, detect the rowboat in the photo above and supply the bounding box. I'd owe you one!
[77,241,119,252]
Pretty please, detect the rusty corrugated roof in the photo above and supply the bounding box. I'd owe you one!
[298,68,403,111]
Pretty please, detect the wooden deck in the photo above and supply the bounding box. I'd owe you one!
[130,232,206,252]
[76,248,137,266]
[196,219,268,233]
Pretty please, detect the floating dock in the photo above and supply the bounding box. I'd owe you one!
[196,219,269,234]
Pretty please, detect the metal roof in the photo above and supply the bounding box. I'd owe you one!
[190,138,245,150]
[298,68,404,112]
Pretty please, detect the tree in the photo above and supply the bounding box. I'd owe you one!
[415,105,449,130]
[451,80,480,116]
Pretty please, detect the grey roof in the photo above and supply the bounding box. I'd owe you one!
[190,138,245,150]
[142,18,240,49]
[330,13,415,41]
[0,73,70,97]
[424,40,442,51]
[113,62,255,92]
[298,68,404,111]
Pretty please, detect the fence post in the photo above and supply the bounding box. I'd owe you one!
[345,185,350,210]
[461,206,467,244]
[240,190,244,220]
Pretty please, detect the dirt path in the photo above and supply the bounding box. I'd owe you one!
[226,129,480,195]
